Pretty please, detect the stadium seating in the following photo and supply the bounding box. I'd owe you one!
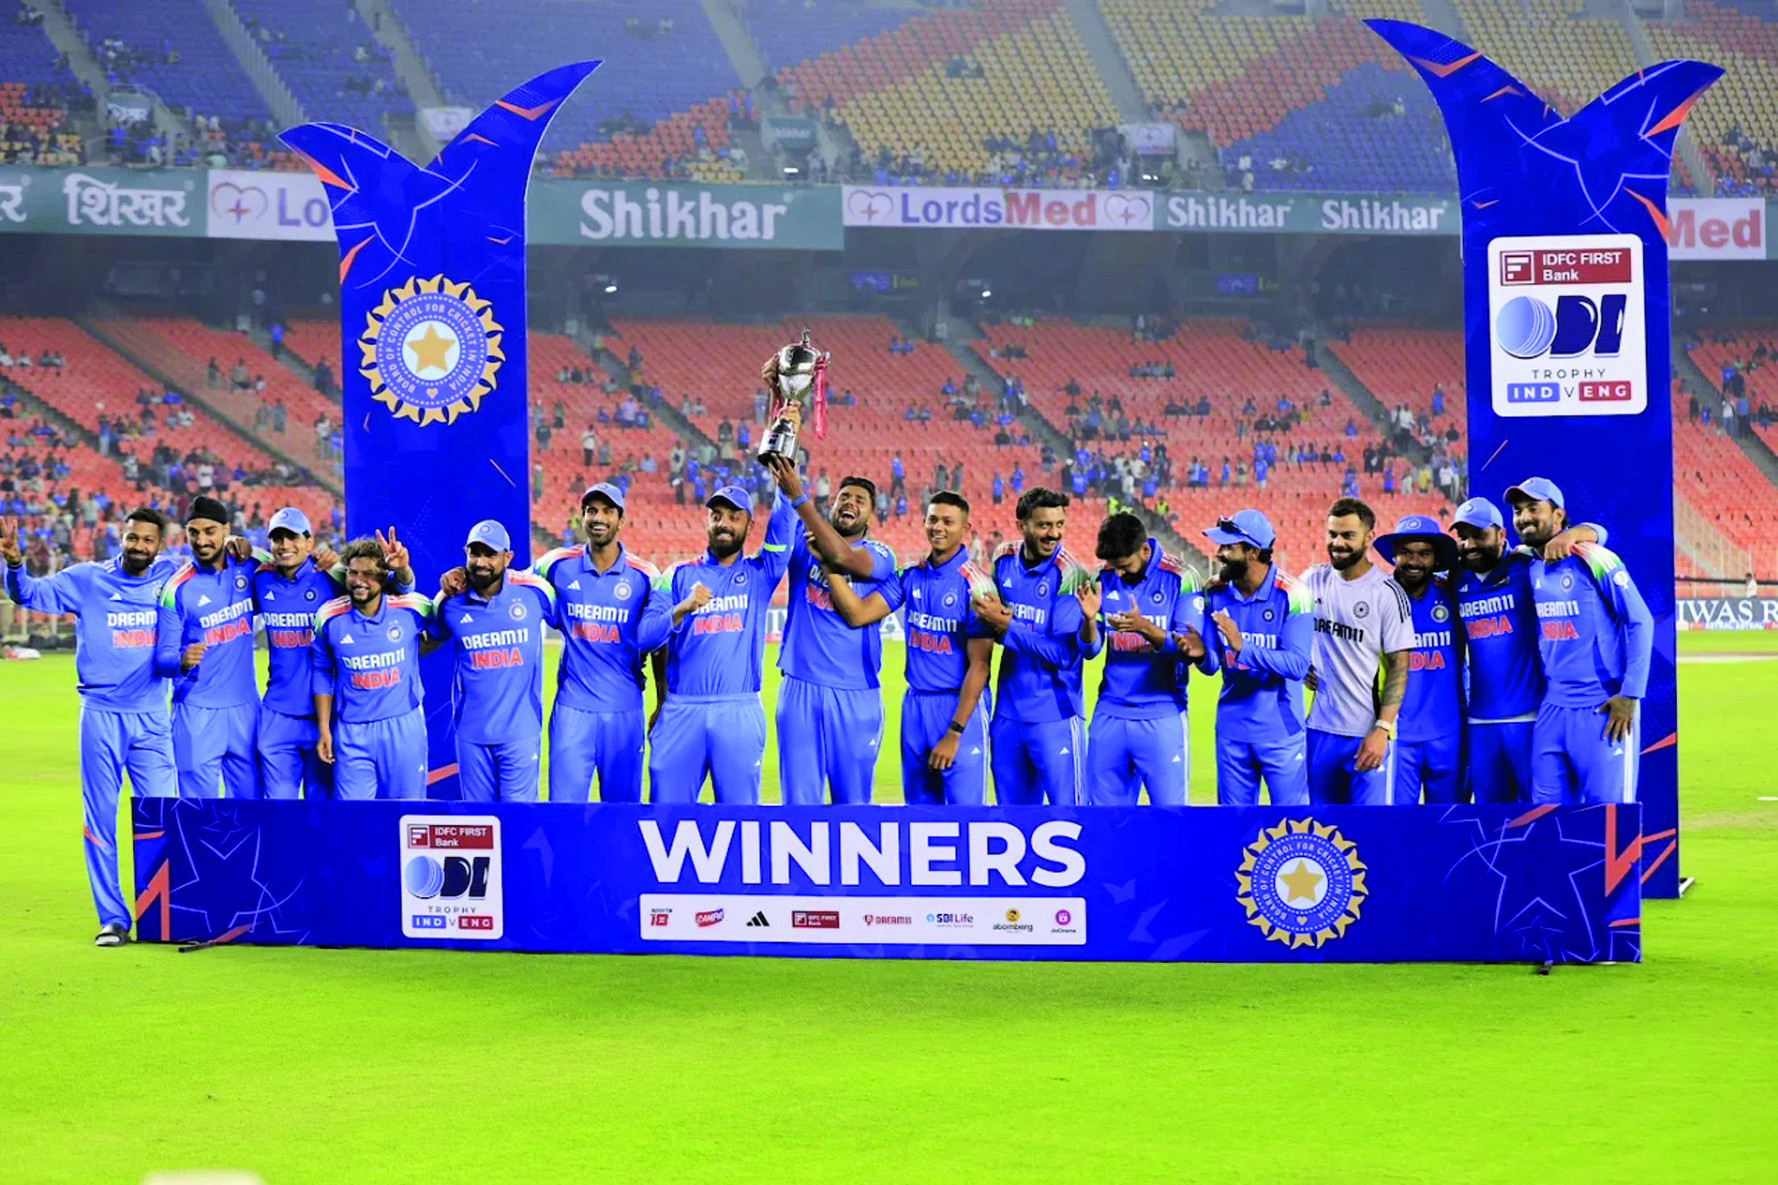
[62,0,270,124]
[972,319,1452,569]
[1646,0,1778,195]
[0,317,319,516]
[1688,331,1778,456]
[773,0,1119,184]
[1448,0,1641,116]
[1100,0,1453,193]
[388,0,744,181]
[1325,327,1465,447]
[0,12,84,167]
[86,317,342,475]
[229,0,415,137]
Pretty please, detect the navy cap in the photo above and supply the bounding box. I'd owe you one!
[185,495,230,526]
[1451,497,1504,532]
[465,519,511,551]
[706,485,754,513]
[1203,508,1275,550]
[267,507,312,536]
[1504,476,1565,509]
[581,481,626,511]
[1374,514,1459,569]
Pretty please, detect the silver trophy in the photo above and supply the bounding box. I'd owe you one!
[757,327,827,463]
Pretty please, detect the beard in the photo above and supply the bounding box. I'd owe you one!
[1217,558,1246,584]
[467,567,501,592]
[120,550,154,576]
[1327,546,1363,571]
[708,530,743,559]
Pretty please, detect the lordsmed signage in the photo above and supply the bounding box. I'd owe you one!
[841,186,1154,231]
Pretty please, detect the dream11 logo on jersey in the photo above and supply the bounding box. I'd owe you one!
[1487,233,1647,417]
[400,816,505,940]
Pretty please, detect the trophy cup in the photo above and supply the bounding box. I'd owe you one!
[758,328,828,463]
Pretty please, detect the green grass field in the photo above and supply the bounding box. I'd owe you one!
[3,635,1775,1183]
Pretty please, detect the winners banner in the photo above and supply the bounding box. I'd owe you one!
[133,800,1642,964]
[1370,21,1721,898]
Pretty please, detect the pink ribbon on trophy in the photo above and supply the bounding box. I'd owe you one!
[810,351,829,440]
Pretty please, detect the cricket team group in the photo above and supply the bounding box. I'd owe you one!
[4,409,1654,944]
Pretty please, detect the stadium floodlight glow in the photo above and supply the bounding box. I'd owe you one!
[980,288,993,299]
[592,272,618,296]
[782,162,801,177]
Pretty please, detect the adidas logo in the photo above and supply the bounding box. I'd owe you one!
[461,613,474,623]
[197,595,212,607]
[340,632,354,644]
[567,579,581,590]
[745,911,770,928]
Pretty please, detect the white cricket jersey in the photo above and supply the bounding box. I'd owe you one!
[1302,563,1414,737]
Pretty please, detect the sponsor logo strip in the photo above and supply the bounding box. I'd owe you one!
[637,895,1086,945]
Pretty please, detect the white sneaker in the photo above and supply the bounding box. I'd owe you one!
[94,923,130,947]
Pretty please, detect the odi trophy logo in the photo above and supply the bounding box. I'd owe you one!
[1487,233,1646,417]
[359,274,505,426]
[401,816,505,939]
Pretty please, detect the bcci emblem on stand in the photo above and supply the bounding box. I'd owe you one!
[360,274,505,425]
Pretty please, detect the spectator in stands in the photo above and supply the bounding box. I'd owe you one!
[229,359,249,390]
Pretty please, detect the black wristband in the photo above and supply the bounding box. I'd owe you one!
[946,721,966,736]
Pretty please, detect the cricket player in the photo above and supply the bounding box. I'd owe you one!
[533,483,671,803]
[153,496,266,799]
[765,456,896,805]
[251,507,373,799]
[1199,510,1313,806]
[2,510,177,945]
[1374,515,1463,805]
[1302,497,1413,805]
[312,535,435,800]
[428,520,557,802]
[648,480,794,803]
[1079,512,1216,806]
[1450,497,1604,802]
[974,488,1092,806]
[1507,478,1653,804]
[827,491,995,805]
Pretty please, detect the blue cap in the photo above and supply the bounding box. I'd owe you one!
[581,481,626,511]
[267,507,311,536]
[707,485,754,513]
[465,519,511,551]
[1203,509,1275,550]
[1452,497,1504,532]
[1374,514,1459,569]
[1504,476,1564,509]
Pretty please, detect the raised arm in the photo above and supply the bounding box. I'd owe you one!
[828,569,895,627]
[756,489,796,589]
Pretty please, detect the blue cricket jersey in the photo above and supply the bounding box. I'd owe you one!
[5,556,178,712]
[654,492,794,698]
[1083,543,1218,718]
[155,555,264,708]
[1454,551,1545,722]
[1203,565,1314,742]
[1455,523,1608,722]
[429,571,557,744]
[989,542,1090,722]
[1399,577,1463,742]
[1529,544,1653,708]
[534,543,670,713]
[780,524,896,689]
[253,558,346,717]
[878,547,994,693]
[311,592,434,723]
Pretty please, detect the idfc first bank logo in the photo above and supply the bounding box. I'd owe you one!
[400,816,505,940]
[1487,234,1647,417]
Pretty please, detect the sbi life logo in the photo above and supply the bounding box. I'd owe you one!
[1487,234,1646,417]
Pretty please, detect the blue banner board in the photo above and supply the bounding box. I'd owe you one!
[1369,22,1720,897]
[133,801,1643,963]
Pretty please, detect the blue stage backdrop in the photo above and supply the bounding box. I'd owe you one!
[280,63,598,798]
[132,801,1642,963]
[1369,22,1720,898]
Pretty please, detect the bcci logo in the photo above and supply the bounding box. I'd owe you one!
[1236,819,1367,949]
[360,274,504,426]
